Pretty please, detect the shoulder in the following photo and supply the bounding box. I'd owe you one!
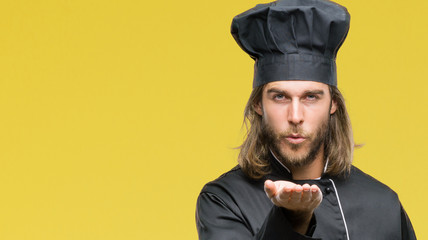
[332,166,405,234]
[197,165,272,224]
[334,165,399,201]
[350,166,396,191]
[200,165,264,198]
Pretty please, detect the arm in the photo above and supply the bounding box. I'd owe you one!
[196,192,319,240]
[400,204,417,240]
[255,205,319,240]
[196,180,322,240]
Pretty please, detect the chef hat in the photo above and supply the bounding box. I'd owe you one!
[231,0,350,88]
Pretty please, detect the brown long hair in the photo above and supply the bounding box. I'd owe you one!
[237,85,356,179]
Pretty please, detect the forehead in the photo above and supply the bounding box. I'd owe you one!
[263,80,329,94]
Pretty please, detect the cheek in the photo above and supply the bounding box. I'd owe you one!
[263,105,287,130]
[305,108,330,129]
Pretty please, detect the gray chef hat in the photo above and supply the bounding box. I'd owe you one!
[231,0,350,88]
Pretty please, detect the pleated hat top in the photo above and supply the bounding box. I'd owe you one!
[231,0,350,88]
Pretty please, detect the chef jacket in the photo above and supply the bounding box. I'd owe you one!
[196,154,416,239]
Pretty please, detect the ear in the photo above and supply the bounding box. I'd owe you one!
[330,99,337,115]
[254,102,263,116]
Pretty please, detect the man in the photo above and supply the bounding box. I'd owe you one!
[196,0,416,239]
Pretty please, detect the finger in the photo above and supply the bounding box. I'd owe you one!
[290,184,303,201]
[310,184,319,193]
[277,184,293,202]
[310,184,323,201]
[302,183,311,192]
[301,184,312,202]
[264,180,277,199]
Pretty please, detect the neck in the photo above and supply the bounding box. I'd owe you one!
[289,147,325,180]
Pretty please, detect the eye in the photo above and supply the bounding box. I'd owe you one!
[306,94,318,101]
[274,94,285,100]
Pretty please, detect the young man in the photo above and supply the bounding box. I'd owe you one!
[196,0,416,239]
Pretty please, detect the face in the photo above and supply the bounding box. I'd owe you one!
[255,81,337,168]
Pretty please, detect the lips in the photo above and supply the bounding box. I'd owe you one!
[285,134,306,144]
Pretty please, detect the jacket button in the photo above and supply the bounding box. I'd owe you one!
[325,187,333,194]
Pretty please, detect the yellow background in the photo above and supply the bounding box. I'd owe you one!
[0,0,426,239]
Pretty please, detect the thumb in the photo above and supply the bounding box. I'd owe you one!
[264,180,277,199]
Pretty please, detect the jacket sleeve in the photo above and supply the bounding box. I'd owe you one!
[196,192,320,240]
[400,204,417,240]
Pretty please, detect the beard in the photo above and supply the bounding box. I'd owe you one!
[261,116,330,169]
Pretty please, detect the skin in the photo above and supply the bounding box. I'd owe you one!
[254,80,337,235]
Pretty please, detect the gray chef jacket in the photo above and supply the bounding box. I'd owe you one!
[196,154,416,239]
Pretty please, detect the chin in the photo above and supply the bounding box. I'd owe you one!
[280,141,307,153]
[279,148,309,161]
[282,152,308,162]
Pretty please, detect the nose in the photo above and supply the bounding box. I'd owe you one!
[287,99,304,125]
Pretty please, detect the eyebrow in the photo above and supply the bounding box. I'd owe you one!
[303,90,325,95]
[266,88,325,96]
[266,88,287,94]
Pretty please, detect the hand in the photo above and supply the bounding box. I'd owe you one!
[264,180,322,212]
[264,180,323,234]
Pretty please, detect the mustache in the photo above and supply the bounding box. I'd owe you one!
[276,126,310,139]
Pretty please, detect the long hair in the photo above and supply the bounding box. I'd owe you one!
[237,85,356,179]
